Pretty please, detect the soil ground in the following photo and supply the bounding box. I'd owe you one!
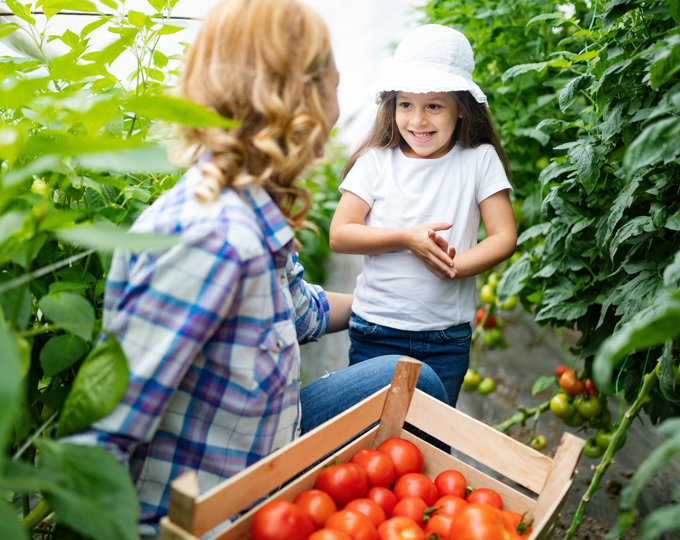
[300,253,680,539]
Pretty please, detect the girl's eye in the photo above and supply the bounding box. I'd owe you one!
[398,102,412,109]
[427,103,442,110]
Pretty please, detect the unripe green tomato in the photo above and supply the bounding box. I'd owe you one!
[562,410,585,428]
[477,377,495,396]
[588,407,612,429]
[499,295,517,311]
[462,369,481,391]
[31,178,50,197]
[480,284,496,304]
[16,336,31,377]
[487,272,500,288]
[583,438,604,459]
[530,434,547,451]
[549,393,575,419]
[535,157,550,170]
[573,395,602,419]
[595,425,626,451]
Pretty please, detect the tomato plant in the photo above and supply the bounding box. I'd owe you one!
[251,499,315,540]
[466,488,503,510]
[325,509,377,540]
[351,448,396,488]
[315,462,369,508]
[294,489,338,530]
[392,473,438,506]
[434,469,467,499]
[376,438,424,478]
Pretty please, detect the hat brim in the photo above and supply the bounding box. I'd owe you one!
[374,65,487,105]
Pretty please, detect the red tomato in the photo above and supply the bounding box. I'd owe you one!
[452,503,520,540]
[423,512,456,539]
[350,448,396,488]
[554,364,568,378]
[559,369,585,396]
[432,495,467,518]
[315,462,369,508]
[345,498,387,528]
[434,469,467,499]
[476,308,497,329]
[325,509,377,540]
[585,378,599,397]
[391,496,428,529]
[466,488,503,510]
[250,499,315,540]
[392,473,438,506]
[309,529,354,540]
[376,438,424,478]
[294,489,338,529]
[377,516,426,540]
[367,486,398,518]
[501,510,533,539]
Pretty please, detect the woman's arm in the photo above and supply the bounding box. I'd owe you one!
[443,189,517,279]
[330,190,456,278]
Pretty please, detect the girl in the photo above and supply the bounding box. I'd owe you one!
[330,24,517,407]
[66,2,446,536]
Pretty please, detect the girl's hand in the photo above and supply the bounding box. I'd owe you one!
[406,222,457,279]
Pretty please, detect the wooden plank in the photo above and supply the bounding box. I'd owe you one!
[532,432,585,528]
[406,390,554,494]
[372,357,422,447]
[159,516,200,540]
[187,386,389,537]
[211,428,379,540]
[167,471,200,534]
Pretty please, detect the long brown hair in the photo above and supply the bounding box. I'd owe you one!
[344,91,511,180]
[173,0,334,231]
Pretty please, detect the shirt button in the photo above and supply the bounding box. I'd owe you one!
[279,274,286,284]
[276,339,284,349]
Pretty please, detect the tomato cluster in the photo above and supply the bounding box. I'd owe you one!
[549,365,625,458]
[461,369,496,396]
[249,437,534,540]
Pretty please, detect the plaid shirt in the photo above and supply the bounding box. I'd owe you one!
[68,165,330,534]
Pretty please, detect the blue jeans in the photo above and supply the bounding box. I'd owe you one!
[299,355,448,434]
[347,312,471,407]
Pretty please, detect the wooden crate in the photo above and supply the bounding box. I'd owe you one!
[159,357,585,540]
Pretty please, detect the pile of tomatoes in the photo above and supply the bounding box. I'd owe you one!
[249,437,533,540]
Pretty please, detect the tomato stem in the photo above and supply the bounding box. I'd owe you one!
[564,368,658,540]
[493,400,550,432]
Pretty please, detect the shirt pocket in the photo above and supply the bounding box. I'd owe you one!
[255,320,300,396]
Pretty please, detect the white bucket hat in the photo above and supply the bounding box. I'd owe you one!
[374,24,487,105]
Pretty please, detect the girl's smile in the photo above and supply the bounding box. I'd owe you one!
[395,91,461,159]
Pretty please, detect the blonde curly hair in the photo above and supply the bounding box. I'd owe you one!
[175,0,334,231]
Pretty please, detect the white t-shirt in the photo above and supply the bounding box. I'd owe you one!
[339,144,512,331]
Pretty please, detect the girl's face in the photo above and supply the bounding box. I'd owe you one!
[395,91,460,159]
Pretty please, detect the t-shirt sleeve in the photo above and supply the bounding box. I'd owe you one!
[338,150,381,206]
[476,145,513,204]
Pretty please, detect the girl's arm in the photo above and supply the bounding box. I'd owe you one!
[438,189,516,279]
[325,291,354,333]
[330,190,456,279]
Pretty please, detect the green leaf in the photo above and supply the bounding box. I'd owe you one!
[663,251,680,287]
[496,256,532,300]
[77,144,179,173]
[38,292,95,342]
[0,501,29,540]
[40,334,89,376]
[124,94,239,129]
[609,216,655,260]
[593,290,680,390]
[559,74,594,112]
[0,324,23,452]
[649,35,680,89]
[502,61,549,81]
[127,9,148,28]
[56,338,128,438]
[531,375,557,396]
[624,116,680,173]
[0,23,20,39]
[31,439,139,540]
[568,141,600,193]
[147,0,166,11]
[5,0,36,25]
[57,221,181,253]
[525,12,567,32]
[640,503,680,540]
